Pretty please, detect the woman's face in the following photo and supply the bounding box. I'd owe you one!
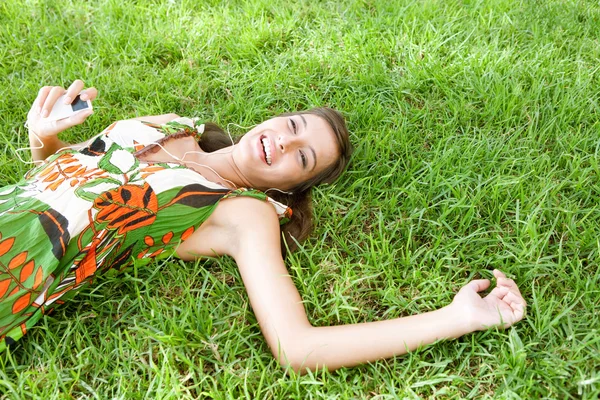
[232,114,340,191]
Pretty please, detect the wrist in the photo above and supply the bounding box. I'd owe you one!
[442,303,476,336]
[28,127,64,162]
[28,127,57,142]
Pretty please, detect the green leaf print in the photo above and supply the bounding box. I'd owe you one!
[75,177,123,202]
[98,143,140,175]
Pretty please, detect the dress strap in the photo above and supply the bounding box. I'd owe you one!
[145,117,204,141]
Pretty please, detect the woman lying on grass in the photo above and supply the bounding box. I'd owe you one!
[0,80,526,372]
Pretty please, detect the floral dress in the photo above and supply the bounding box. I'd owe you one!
[0,118,291,351]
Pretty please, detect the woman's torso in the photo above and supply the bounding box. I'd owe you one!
[0,116,291,349]
[15,118,290,272]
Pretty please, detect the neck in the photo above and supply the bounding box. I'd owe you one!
[186,146,253,189]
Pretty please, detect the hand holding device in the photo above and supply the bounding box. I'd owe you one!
[44,93,93,122]
[26,79,98,139]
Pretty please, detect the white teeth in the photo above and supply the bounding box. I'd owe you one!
[261,137,272,165]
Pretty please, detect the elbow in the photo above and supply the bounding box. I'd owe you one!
[274,348,310,375]
[270,328,319,374]
[275,350,307,374]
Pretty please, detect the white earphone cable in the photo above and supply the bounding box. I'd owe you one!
[18,119,294,196]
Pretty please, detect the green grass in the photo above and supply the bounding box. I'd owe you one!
[0,0,599,398]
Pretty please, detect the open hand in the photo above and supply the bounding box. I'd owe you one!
[451,269,526,332]
[26,79,98,139]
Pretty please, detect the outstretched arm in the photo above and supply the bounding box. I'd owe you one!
[223,198,526,373]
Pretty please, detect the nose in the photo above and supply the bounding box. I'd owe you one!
[276,134,299,153]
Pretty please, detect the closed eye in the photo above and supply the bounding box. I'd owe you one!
[300,151,307,168]
[290,117,307,168]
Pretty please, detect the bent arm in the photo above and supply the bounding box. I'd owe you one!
[225,200,475,373]
[30,113,180,163]
[26,81,181,164]
[29,130,75,163]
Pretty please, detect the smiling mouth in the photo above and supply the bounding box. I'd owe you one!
[261,136,272,165]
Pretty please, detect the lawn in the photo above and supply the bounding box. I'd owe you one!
[0,0,599,398]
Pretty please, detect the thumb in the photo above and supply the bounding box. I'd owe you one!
[54,109,94,131]
[462,279,491,293]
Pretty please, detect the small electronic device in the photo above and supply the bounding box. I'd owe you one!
[44,93,93,122]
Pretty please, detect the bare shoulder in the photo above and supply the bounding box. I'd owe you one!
[212,195,280,230]
[175,195,280,260]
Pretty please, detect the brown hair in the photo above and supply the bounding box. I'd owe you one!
[199,107,353,257]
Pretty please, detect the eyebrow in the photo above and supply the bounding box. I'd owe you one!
[300,115,317,172]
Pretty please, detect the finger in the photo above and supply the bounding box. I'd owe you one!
[497,276,514,287]
[34,86,52,114]
[54,109,94,131]
[463,279,491,293]
[505,284,525,304]
[499,291,526,322]
[41,86,66,118]
[70,109,94,124]
[507,298,525,322]
[497,277,520,295]
[503,290,526,309]
[80,87,98,101]
[493,269,507,279]
[511,300,526,318]
[488,286,509,299]
[64,80,85,104]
